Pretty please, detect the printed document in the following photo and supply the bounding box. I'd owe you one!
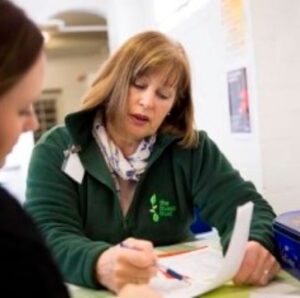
[150,201,254,298]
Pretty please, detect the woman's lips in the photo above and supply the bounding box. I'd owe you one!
[130,114,149,125]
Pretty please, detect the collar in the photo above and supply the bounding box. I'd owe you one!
[64,108,177,156]
[65,109,97,149]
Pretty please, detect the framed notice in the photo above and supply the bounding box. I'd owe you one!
[221,0,247,61]
[227,67,251,133]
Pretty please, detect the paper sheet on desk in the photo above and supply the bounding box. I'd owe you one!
[150,201,254,298]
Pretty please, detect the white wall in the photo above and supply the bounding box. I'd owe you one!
[250,0,300,212]
[6,0,300,213]
[155,0,263,190]
[2,0,109,203]
[13,0,107,23]
[106,0,156,52]
[159,0,300,212]
[45,48,108,123]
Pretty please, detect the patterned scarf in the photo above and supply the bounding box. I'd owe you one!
[92,114,156,182]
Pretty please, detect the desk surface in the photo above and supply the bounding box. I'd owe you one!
[69,272,300,298]
[69,231,300,298]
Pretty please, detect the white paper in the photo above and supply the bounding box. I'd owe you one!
[150,201,254,298]
[62,153,85,184]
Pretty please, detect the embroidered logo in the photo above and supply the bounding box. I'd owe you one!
[149,194,176,223]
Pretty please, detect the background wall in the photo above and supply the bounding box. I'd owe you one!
[103,0,300,213]
[158,0,263,192]
[106,0,156,52]
[3,0,300,213]
[13,0,108,23]
[1,0,109,203]
[250,0,300,212]
[153,0,300,212]
[45,48,108,123]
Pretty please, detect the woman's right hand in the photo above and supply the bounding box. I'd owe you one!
[95,237,158,293]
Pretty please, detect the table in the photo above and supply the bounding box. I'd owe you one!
[69,272,300,298]
[69,230,300,298]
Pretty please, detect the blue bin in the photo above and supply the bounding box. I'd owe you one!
[273,210,300,280]
[190,206,212,234]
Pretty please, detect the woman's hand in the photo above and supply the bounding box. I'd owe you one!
[233,241,281,286]
[95,237,158,293]
[118,284,162,298]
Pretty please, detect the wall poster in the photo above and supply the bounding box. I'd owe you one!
[227,67,251,133]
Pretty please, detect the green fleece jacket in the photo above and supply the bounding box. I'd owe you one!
[25,108,276,289]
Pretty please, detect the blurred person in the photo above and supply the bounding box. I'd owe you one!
[0,1,69,297]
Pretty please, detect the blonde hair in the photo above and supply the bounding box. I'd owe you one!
[80,30,198,148]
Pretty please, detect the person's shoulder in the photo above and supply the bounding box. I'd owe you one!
[0,187,37,236]
[0,186,21,213]
[178,130,210,150]
[157,130,211,153]
[35,124,71,149]
[195,130,221,153]
[38,124,69,141]
[196,130,209,142]
[172,131,218,161]
[0,192,69,297]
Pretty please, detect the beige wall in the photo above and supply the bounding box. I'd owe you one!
[44,43,109,123]
[250,0,300,212]
[6,0,300,212]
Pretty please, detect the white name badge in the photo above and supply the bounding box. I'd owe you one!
[62,153,85,184]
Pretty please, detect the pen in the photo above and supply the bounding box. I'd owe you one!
[120,242,191,284]
[156,263,191,283]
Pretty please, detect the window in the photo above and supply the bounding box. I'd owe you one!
[34,89,60,142]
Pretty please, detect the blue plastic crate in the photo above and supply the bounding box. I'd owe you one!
[273,210,300,280]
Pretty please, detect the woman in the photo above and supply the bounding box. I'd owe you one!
[0,1,69,297]
[0,1,159,297]
[25,30,281,293]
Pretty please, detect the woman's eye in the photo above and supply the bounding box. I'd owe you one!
[19,106,33,116]
[158,93,169,99]
[19,110,29,116]
[132,81,146,89]
[158,89,174,100]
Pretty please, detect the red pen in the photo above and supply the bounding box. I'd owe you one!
[158,245,208,258]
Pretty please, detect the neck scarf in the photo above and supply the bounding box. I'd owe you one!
[92,114,156,182]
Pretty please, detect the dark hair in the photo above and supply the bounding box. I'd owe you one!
[0,0,44,96]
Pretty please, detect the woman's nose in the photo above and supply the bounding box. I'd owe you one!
[139,90,154,108]
[23,112,39,133]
